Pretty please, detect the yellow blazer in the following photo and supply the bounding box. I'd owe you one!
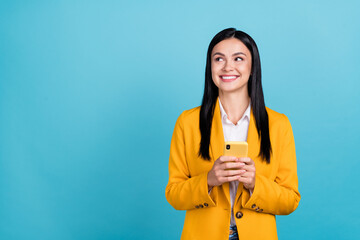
[165,99,300,240]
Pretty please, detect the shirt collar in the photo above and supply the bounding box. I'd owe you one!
[218,98,251,125]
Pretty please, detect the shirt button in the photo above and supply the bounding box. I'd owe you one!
[235,211,243,219]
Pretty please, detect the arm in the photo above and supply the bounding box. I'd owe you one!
[241,115,301,215]
[165,113,217,210]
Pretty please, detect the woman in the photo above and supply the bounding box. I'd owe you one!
[165,28,300,240]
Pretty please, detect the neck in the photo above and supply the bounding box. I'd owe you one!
[219,89,250,125]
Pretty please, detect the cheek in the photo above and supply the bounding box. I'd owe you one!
[211,67,221,86]
[211,64,220,77]
[246,62,252,74]
[212,62,225,72]
[239,63,252,75]
[211,63,217,71]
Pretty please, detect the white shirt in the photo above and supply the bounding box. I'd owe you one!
[219,98,251,227]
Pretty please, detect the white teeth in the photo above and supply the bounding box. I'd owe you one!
[222,76,237,79]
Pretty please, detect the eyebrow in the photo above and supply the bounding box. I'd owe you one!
[212,52,247,57]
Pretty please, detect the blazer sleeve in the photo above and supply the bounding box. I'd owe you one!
[241,114,301,215]
[165,112,217,210]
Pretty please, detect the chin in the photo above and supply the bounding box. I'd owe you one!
[218,84,247,94]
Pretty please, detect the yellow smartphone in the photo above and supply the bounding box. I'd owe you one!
[223,142,248,170]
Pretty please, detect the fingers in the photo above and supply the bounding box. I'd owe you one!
[237,164,255,179]
[220,169,246,177]
[221,161,245,170]
[208,168,242,188]
[209,156,255,188]
[215,156,245,171]
[217,156,254,165]
[238,171,255,179]
[218,156,238,163]
[219,175,241,182]
[236,162,256,190]
[238,157,254,165]
[212,167,245,179]
[237,175,255,190]
[239,164,255,172]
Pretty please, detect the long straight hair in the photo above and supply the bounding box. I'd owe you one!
[199,28,272,163]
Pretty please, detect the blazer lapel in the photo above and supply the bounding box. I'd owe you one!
[246,110,260,161]
[210,99,231,205]
[235,109,259,203]
[210,99,224,163]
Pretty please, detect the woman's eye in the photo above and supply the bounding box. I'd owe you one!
[215,57,223,62]
[235,57,243,61]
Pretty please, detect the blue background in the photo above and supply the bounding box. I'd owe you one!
[1,0,359,239]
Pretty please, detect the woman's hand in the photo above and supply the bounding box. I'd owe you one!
[237,157,256,191]
[207,156,245,189]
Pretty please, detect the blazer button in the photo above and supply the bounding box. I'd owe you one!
[204,203,208,207]
[199,204,204,208]
[235,211,243,219]
[255,207,260,211]
[259,209,263,212]
[195,205,199,209]
[251,204,256,209]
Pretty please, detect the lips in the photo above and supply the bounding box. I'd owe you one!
[220,75,239,82]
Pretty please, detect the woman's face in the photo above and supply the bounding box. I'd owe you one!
[211,38,252,95]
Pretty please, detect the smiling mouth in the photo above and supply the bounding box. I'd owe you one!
[220,75,239,82]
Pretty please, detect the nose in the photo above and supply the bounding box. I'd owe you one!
[223,60,234,71]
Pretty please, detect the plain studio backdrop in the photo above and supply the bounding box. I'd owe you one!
[1,0,359,239]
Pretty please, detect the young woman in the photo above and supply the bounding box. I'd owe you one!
[165,28,300,240]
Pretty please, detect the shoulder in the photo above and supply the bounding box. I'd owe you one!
[265,106,292,130]
[176,106,201,127]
